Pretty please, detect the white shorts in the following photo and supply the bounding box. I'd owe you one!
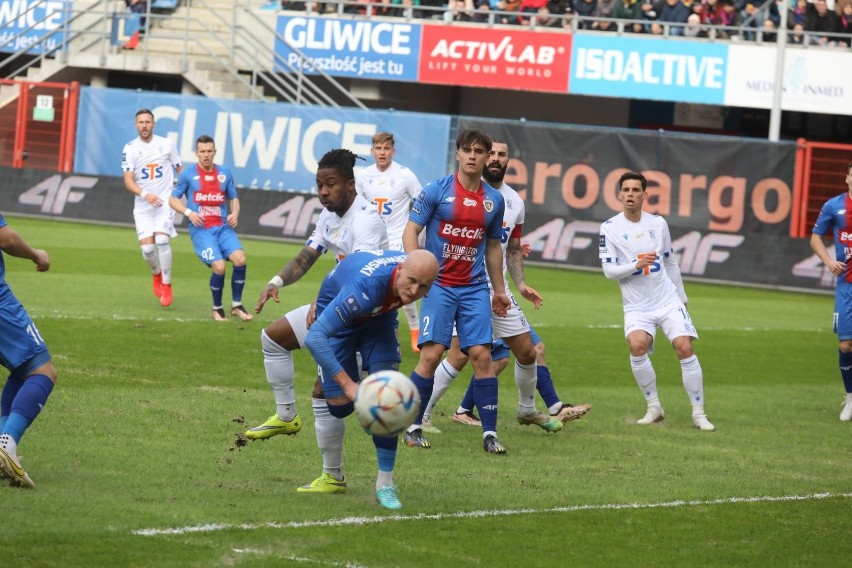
[134,203,177,240]
[624,301,698,353]
[283,304,311,349]
[491,289,530,340]
[451,289,530,341]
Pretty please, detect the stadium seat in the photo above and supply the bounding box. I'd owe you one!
[151,0,179,11]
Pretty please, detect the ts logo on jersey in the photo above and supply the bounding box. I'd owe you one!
[141,163,165,180]
[372,197,393,216]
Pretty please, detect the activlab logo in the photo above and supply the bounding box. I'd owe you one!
[19,175,97,214]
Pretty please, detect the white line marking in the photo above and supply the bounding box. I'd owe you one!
[133,492,852,537]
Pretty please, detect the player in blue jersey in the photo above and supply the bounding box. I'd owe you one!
[303,249,439,509]
[170,135,252,321]
[810,162,852,422]
[0,214,56,488]
[401,128,511,454]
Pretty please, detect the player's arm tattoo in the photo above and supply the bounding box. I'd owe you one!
[276,247,321,286]
[506,239,526,288]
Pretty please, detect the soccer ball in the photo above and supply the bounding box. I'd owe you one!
[354,370,421,437]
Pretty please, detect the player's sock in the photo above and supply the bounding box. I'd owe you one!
[373,434,397,490]
[515,360,537,415]
[261,330,298,421]
[313,398,344,482]
[457,375,475,413]
[680,355,705,409]
[839,350,852,393]
[141,244,159,272]
[473,377,498,435]
[409,371,433,428]
[154,235,172,284]
[630,354,658,402]
[402,302,419,331]
[425,360,459,420]
[0,376,25,432]
[1,374,53,443]
[231,265,247,304]
[535,365,561,411]
[210,272,225,310]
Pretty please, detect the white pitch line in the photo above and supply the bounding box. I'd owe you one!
[133,491,852,537]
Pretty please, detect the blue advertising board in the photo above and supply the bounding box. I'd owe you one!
[569,35,728,105]
[273,15,420,81]
[0,0,70,55]
[73,88,451,193]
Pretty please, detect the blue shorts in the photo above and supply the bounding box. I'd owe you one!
[529,324,541,346]
[835,284,852,339]
[491,339,510,361]
[0,298,52,379]
[419,282,492,352]
[189,225,243,265]
[319,314,400,399]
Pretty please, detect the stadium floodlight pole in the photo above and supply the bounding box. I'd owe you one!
[768,4,789,142]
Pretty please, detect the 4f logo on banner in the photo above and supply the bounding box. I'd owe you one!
[19,175,97,214]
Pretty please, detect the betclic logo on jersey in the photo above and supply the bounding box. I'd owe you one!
[18,175,97,214]
[440,222,484,241]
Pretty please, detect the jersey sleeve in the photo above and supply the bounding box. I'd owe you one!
[120,143,134,173]
[486,192,505,240]
[408,183,437,227]
[812,199,835,236]
[405,169,422,199]
[172,170,190,200]
[224,168,238,200]
[169,141,182,169]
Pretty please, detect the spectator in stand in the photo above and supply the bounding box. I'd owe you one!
[789,21,806,41]
[518,0,548,23]
[444,0,477,21]
[716,0,744,38]
[126,0,147,28]
[805,0,843,45]
[574,0,599,27]
[839,0,852,44]
[391,0,420,17]
[478,0,516,23]
[684,11,710,34]
[789,0,809,27]
[761,15,778,40]
[656,0,691,35]
[419,0,445,18]
[614,0,646,32]
[740,0,771,40]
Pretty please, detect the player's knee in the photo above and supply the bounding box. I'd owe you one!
[840,340,852,353]
[230,250,246,266]
[141,244,156,259]
[210,260,226,275]
[154,234,170,246]
[327,401,354,418]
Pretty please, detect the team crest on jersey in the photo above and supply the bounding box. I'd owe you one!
[483,199,494,212]
[463,198,477,207]
[217,174,226,183]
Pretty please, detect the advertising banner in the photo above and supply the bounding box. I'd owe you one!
[0,163,829,292]
[273,15,420,81]
[456,118,821,289]
[0,0,70,55]
[569,34,727,105]
[725,44,852,116]
[418,24,572,93]
[73,88,451,193]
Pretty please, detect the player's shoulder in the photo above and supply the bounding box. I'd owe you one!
[825,192,847,209]
[601,212,625,228]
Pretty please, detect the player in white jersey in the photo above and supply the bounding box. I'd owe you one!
[121,109,182,308]
[355,132,423,353]
[599,171,714,431]
[420,141,566,435]
[246,149,389,493]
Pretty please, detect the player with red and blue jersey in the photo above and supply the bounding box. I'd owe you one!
[401,128,511,454]
[810,161,852,421]
[170,135,252,321]
[304,249,438,509]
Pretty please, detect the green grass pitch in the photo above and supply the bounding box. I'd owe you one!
[1,216,850,567]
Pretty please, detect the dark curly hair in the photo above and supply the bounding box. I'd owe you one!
[317,149,361,181]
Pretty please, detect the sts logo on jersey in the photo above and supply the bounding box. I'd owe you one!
[141,163,165,180]
[372,197,393,217]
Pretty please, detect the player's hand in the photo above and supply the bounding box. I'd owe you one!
[518,284,542,309]
[32,250,50,272]
[635,251,658,270]
[343,379,359,402]
[491,292,511,318]
[828,259,846,276]
[306,302,317,329]
[144,193,163,207]
[185,211,201,227]
[520,242,532,258]
[227,213,238,228]
[255,285,279,314]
